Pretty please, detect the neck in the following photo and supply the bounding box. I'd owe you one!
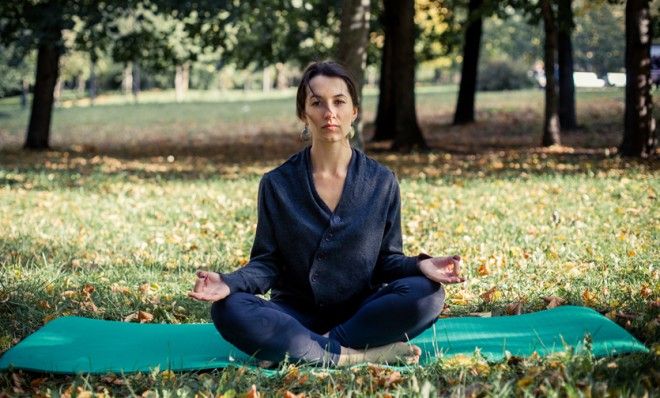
[310,140,352,175]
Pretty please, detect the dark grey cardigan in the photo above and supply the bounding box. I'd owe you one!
[221,146,424,308]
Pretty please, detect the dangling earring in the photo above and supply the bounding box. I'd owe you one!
[300,125,310,141]
[348,125,355,139]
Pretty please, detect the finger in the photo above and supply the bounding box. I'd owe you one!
[452,256,462,276]
[193,277,205,292]
[188,291,214,302]
[196,270,208,278]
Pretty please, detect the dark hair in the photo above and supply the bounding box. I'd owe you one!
[296,61,359,120]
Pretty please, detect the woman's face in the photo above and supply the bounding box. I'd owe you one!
[302,75,357,143]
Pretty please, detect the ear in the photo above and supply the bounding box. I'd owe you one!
[351,106,358,123]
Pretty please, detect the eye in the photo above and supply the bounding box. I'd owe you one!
[310,100,320,107]
[335,100,345,105]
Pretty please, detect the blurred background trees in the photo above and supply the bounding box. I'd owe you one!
[0,0,656,156]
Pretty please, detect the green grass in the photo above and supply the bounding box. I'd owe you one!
[0,87,658,396]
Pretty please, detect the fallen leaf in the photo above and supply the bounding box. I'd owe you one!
[480,287,502,303]
[111,284,131,294]
[506,301,523,315]
[244,384,260,398]
[477,264,489,276]
[284,391,305,398]
[81,284,95,296]
[30,377,48,389]
[640,285,652,298]
[124,311,154,323]
[581,289,596,306]
[138,283,150,295]
[543,296,566,309]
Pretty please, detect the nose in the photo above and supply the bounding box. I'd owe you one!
[323,105,336,120]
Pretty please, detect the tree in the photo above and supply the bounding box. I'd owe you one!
[0,1,127,150]
[557,0,577,130]
[336,0,371,151]
[373,0,454,142]
[540,0,561,146]
[373,0,427,151]
[620,0,656,157]
[454,0,484,125]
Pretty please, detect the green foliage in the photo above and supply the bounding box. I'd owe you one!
[478,59,536,91]
[572,2,625,75]
[0,45,34,97]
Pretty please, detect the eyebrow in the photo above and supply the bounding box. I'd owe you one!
[307,93,348,99]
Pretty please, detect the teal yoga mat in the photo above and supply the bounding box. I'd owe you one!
[0,306,648,374]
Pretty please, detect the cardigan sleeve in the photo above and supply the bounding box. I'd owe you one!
[220,175,281,294]
[373,174,425,283]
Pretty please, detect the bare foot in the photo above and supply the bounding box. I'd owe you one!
[337,342,421,366]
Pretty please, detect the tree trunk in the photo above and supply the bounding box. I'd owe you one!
[336,0,371,151]
[77,74,85,96]
[620,0,656,157]
[182,62,190,93]
[374,0,427,151]
[122,63,133,95]
[132,62,140,102]
[453,0,483,125]
[262,66,273,92]
[275,63,288,89]
[557,0,578,130]
[541,0,561,146]
[20,79,29,109]
[373,22,395,141]
[25,38,61,150]
[89,59,97,106]
[175,64,185,102]
[53,77,62,105]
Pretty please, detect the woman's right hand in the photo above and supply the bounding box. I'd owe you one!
[188,270,231,302]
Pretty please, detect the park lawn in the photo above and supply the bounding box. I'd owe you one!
[0,88,658,396]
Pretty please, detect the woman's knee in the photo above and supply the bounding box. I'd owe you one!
[210,292,258,331]
[403,276,445,314]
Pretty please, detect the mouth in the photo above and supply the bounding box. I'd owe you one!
[322,124,340,130]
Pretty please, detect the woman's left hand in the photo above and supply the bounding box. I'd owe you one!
[419,255,466,284]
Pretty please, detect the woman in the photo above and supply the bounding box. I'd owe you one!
[189,61,465,367]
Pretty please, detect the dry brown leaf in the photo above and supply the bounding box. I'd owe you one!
[111,284,131,294]
[37,300,51,310]
[384,371,403,387]
[506,301,523,315]
[640,285,652,298]
[581,289,596,306]
[543,296,566,309]
[138,283,151,295]
[30,377,48,389]
[480,287,501,303]
[284,391,305,398]
[477,264,489,276]
[138,311,154,323]
[244,384,260,398]
[123,311,154,323]
[81,284,95,296]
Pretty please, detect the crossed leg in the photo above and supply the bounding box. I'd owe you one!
[210,276,445,366]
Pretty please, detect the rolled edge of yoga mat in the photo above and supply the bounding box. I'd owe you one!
[0,305,649,374]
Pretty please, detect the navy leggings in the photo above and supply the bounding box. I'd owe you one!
[210,276,445,365]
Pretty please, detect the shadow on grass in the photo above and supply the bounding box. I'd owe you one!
[0,129,656,189]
